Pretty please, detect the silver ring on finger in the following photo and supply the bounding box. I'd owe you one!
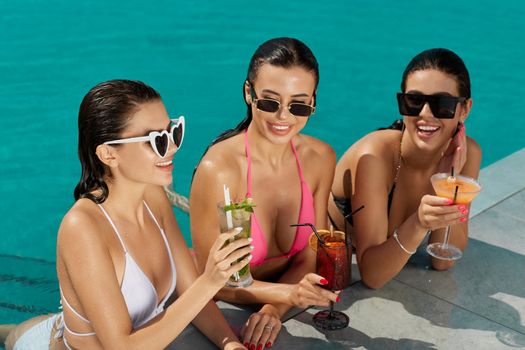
[264,325,273,331]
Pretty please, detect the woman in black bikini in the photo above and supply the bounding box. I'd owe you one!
[328,48,482,289]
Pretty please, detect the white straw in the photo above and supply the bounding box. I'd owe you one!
[223,184,233,229]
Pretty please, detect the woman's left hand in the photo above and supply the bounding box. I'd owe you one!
[241,305,282,350]
[438,123,467,174]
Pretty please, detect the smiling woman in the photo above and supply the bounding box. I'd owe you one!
[2,80,250,350]
[189,38,338,350]
[329,48,482,289]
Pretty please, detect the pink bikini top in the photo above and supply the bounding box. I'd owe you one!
[244,131,316,267]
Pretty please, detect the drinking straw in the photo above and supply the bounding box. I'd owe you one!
[451,166,455,178]
[223,185,233,229]
[330,225,334,238]
[344,204,365,221]
[343,204,365,246]
[223,185,239,281]
[291,223,325,244]
[453,185,459,204]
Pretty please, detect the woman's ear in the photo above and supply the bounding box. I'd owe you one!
[460,98,473,123]
[96,144,118,168]
[244,80,252,105]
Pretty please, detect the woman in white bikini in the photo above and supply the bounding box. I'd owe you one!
[3,79,251,350]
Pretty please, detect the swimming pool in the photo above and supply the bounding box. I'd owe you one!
[1,0,524,325]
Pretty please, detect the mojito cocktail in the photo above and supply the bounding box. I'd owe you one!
[218,199,254,288]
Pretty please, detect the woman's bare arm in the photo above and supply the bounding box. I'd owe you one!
[148,186,244,349]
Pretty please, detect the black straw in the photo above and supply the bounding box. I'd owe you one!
[453,185,459,204]
[451,166,455,178]
[344,204,365,247]
[291,223,325,244]
[344,204,365,221]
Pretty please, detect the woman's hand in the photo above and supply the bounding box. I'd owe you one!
[417,195,469,230]
[223,340,248,350]
[202,227,253,288]
[241,304,282,350]
[287,273,340,308]
[438,123,467,174]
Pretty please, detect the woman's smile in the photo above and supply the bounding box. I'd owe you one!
[267,121,294,136]
[415,122,441,139]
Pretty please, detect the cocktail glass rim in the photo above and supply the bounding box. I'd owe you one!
[430,172,482,198]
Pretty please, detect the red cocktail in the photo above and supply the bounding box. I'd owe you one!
[313,230,350,330]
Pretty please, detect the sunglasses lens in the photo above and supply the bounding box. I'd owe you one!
[154,133,169,157]
[256,99,280,113]
[430,96,457,119]
[289,103,314,117]
[172,123,183,148]
[398,93,425,116]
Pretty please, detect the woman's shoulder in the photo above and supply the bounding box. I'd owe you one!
[342,128,401,164]
[295,134,335,161]
[199,134,243,169]
[466,135,482,157]
[57,199,106,250]
[192,134,244,189]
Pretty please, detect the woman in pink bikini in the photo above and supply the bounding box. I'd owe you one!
[191,38,338,350]
[3,80,250,350]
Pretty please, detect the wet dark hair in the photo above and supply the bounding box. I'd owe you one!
[192,37,319,180]
[73,79,161,203]
[401,48,471,99]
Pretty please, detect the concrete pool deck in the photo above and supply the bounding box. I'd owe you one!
[169,148,525,350]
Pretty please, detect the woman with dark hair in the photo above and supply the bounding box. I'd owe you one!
[190,38,338,349]
[329,48,482,289]
[4,80,250,350]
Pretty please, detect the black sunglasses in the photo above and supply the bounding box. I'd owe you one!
[397,93,466,119]
[250,87,315,118]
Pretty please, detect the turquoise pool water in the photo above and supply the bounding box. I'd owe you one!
[1,1,524,324]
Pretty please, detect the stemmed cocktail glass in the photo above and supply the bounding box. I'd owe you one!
[292,223,350,331]
[426,173,482,260]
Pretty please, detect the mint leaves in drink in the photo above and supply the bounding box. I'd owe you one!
[223,197,256,213]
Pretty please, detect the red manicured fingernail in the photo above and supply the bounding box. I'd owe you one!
[244,343,249,348]
[250,344,255,350]
[458,205,466,210]
[446,199,454,205]
[460,217,467,222]
[266,342,273,348]
[461,209,468,215]
[336,296,341,302]
[320,278,328,285]
[257,344,262,350]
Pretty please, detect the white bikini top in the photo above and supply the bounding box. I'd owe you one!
[59,201,177,348]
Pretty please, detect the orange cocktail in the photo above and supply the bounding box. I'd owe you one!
[431,173,481,204]
[427,173,482,260]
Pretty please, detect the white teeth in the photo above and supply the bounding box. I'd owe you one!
[272,124,290,131]
[156,160,172,167]
[418,125,439,132]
